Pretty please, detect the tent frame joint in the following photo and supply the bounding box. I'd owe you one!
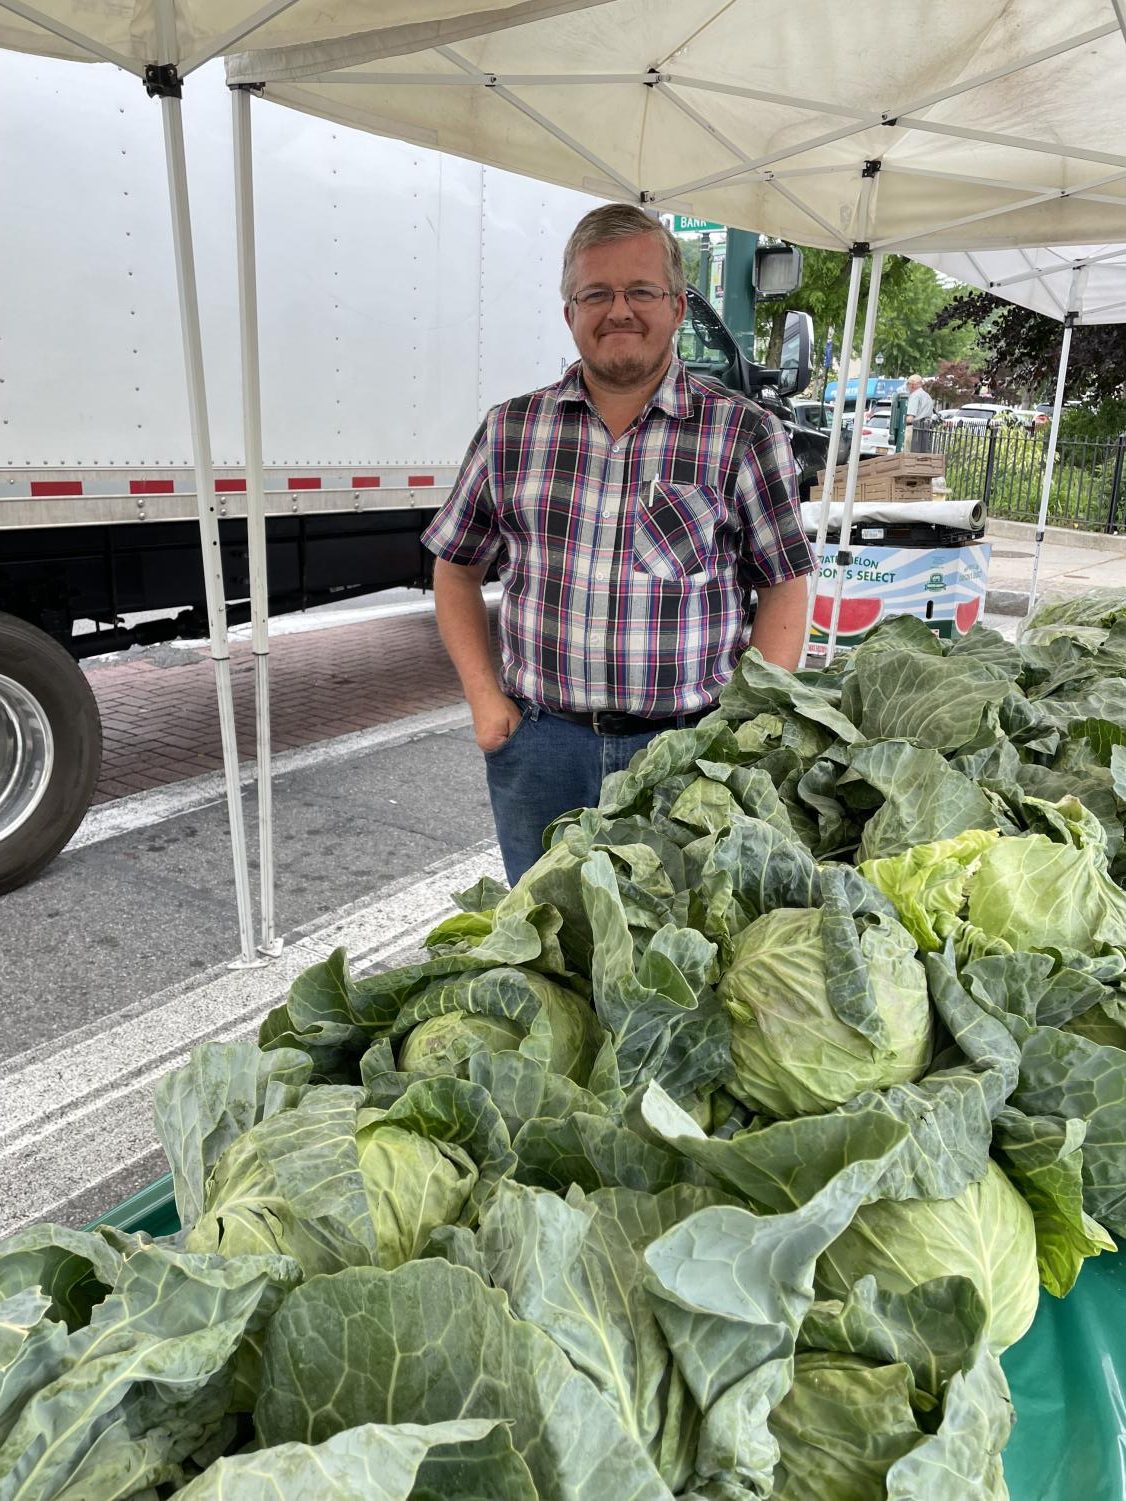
[850,241,870,257]
[144,62,182,100]
[1064,310,1080,327]
[644,69,668,87]
[862,158,882,177]
[231,80,265,96]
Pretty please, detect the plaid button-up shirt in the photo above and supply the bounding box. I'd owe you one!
[422,356,814,715]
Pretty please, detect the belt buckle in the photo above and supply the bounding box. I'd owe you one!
[592,709,609,736]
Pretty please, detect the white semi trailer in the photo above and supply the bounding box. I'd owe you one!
[0,50,817,894]
[0,51,601,891]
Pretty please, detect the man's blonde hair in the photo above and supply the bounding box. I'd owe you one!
[561,203,686,300]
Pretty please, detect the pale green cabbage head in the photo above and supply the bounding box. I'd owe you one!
[355,1117,475,1267]
[818,1162,1039,1354]
[770,1352,919,1500]
[397,1014,525,1077]
[393,968,600,1084]
[717,907,933,1118]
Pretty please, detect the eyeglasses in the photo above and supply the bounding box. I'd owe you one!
[568,284,673,310]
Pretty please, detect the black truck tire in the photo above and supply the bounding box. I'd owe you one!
[0,613,102,893]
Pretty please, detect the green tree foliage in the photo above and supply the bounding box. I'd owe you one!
[935,291,1126,405]
[756,249,979,378]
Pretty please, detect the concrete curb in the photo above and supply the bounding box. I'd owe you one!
[986,518,1126,556]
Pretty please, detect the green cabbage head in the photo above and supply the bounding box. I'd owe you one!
[717,906,932,1118]
[397,1014,525,1076]
[818,1162,1039,1354]
[391,968,600,1084]
[770,1352,920,1500]
[354,1114,475,1266]
[185,1090,476,1276]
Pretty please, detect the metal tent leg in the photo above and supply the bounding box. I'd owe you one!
[232,84,281,958]
[799,251,864,669]
[158,87,262,968]
[825,250,886,665]
[1026,315,1076,620]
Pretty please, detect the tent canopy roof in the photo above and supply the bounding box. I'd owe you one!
[224,0,1126,255]
[0,0,605,76]
[913,244,1126,325]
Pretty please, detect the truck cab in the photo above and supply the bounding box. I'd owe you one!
[680,287,830,496]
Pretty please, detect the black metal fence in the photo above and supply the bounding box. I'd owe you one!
[931,423,1126,533]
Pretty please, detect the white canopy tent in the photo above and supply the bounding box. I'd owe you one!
[914,243,1126,616]
[0,0,606,962]
[10,1,1126,959]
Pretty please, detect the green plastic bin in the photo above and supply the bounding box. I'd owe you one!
[1001,1246,1125,1501]
[90,1182,1122,1500]
[87,1172,180,1239]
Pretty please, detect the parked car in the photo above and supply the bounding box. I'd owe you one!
[947,402,1015,427]
[841,416,885,457]
[790,398,832,431]
[864,412,896,452]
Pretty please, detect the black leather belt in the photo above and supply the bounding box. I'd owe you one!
[544,704,713,736]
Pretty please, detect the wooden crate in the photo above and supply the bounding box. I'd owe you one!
[816,452,945,485]
[809,475,938,502]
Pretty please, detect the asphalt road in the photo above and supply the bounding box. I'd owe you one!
[0,706,495,1063]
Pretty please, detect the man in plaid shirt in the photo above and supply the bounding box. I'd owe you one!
[424,203,815,883]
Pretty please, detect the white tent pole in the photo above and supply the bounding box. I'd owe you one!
[1026,316,1076,619]
[232,84,280,958]
[151,2,261,968]
[798,251,863,669]
[825,250,886,665]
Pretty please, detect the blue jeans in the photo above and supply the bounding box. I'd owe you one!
[483,702,672,885]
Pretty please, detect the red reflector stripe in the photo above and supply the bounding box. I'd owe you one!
[287,476,321,490]
[129,479,175,495]
[408,474,435,487]
[352,475,381,488]
[215,479,247,492]
[30,480,82,497]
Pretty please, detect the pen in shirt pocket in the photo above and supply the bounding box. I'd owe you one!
[641,456,659,508]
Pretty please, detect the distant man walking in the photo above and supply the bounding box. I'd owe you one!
[905,373,935,452]
[423,203,814,884]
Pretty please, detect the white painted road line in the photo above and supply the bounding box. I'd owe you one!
[64,702,473,852]
[0,841,504,1235]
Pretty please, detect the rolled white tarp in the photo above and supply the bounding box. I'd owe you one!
[800,499,987,533]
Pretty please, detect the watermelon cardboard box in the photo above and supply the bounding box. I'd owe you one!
[806,541,991,657]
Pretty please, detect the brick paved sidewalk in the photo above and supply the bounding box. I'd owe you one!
[87,608,476,804]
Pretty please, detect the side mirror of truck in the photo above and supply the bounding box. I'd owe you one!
[776,310,813,397]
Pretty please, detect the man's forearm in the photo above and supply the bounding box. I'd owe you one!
[748,575,811,672]
[432,558,504,709]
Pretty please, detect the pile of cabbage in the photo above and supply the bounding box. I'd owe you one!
[3,596,1125,1501]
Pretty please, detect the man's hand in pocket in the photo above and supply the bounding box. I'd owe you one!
[472,691,524,753]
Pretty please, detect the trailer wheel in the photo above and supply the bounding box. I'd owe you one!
[0,613,102,893]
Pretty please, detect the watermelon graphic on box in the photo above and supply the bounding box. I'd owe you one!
[806,543,991,657]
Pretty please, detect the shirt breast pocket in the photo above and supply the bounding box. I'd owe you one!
[633,481,726,582]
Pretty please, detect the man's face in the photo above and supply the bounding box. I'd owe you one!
[564,232,686,391]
